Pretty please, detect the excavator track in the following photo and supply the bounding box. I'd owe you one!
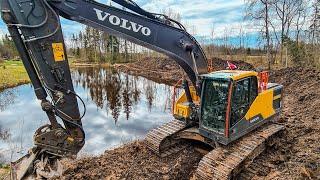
[195,123,284,180]
[145,119,189,157]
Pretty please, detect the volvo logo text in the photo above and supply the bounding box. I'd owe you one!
[94,8,151,36]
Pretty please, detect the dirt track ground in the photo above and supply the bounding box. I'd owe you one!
[63,58,320,180]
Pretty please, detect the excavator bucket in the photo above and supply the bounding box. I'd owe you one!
[10,149,63,180]
[11,149,39,180]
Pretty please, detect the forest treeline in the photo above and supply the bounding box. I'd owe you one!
[68,26,143,64]
[0,0,319,68]
[244,0,320,68]
[0,34,19,61]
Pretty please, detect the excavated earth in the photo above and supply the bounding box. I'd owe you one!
[114,57,255,86]
[62,58,320,180]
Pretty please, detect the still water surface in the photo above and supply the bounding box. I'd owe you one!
[0,67,173,162]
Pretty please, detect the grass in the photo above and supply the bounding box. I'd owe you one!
[0,60,30,91]
[0,57,110,91]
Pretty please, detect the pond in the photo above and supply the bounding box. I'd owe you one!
[0,67,173,163]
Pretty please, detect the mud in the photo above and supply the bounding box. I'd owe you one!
[62,59,320,179]
[63,141,202,180]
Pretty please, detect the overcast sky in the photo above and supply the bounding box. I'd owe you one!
[138,0,247,35]
[0,0,257,46]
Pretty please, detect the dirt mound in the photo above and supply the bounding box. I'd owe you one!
[115,57,183,85]
[115,57,255,85]
[63,141,202,180]
[209,57,255,71]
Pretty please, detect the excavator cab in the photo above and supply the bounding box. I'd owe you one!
[199,70,283,145]
[169,70,283,147]
[171,70,283,146]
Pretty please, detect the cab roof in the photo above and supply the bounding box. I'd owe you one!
[201,70,258,81]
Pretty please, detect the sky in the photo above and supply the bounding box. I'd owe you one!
[0,0,259,47]
[140,0,247,36]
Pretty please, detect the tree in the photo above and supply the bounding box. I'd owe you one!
[247,47,252,55]
[108,35,119,64]
[283,36,313,66]
[209,23,216,58]
[162,8,182,22]
[310,0,320,45]
[272,0,303,64]
[309,0,320,65]
[101,31,109,62]
[294,0,308,44]
[0,34,18,59]
[71,33,77,56]
[245,0,273,69]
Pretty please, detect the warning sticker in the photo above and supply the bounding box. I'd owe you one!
[52,43,65,62]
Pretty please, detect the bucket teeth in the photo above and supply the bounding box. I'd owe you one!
[145,120,188,157]
[195,124,284,180]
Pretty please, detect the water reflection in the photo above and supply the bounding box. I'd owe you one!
[0,89,18,112]
[72,67,160,123]
[0,126,10,141]
[0,89,14,141]
[0,67,173,162]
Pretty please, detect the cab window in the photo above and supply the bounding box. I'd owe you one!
[230,77,258,127]
[201,79,229,133]
[250,76,258,102]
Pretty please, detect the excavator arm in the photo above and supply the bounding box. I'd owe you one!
[0,0,207,179]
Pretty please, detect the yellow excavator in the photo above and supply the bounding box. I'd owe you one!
[1,0,284,179]
[146,70,284,179]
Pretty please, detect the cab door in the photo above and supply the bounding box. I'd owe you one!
[229,76,258,139]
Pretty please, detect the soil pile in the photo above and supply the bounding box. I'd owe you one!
[115,57,183,85]
[209,57,255,71]
[63,141,202,180]
[63,62,320,179]
[115,57,254,85]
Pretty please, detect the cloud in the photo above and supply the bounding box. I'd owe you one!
[138,0,247,37]
[94,0,249,38]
